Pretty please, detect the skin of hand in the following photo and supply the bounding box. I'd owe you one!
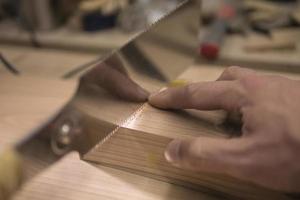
[149,66,300,192]
[80,55,149,102]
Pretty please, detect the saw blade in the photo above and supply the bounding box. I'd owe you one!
[14,0,200,187]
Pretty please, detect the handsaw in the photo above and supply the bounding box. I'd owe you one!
[0,0,199,199]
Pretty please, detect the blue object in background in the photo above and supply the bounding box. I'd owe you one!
[82,11,118,31]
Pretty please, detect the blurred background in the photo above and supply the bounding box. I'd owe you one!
[0,0,187,52]
[0,0,299,78]
[0,1,300,200]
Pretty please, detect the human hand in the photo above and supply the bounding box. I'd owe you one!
[80,55,149,102]
[149,66,300,192]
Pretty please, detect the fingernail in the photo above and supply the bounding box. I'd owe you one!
[149,87,167,99]
[164,139,182,164]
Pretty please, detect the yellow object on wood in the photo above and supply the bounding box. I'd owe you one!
[168,79,189,88]
[0,149,23,200]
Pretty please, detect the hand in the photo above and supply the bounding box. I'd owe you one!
[149,66,300,192]
[80,55,149,102]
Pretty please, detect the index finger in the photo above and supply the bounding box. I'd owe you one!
[149,81,244,111]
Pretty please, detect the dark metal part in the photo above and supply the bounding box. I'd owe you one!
[15,107,82,181]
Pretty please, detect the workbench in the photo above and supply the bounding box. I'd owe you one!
[1,21,300,71]
[0,44,220,200]
[0,41,300,199]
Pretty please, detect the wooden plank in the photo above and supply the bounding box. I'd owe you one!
[1,41,299,198]
[81,65,299,199]
[0,75,77,151]
[0,75,217,200]
[13,153,218,200]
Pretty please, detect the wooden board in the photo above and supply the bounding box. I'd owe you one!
[0,75,217,200]
[2,41,300,199]
[0,75,77,151]
[78,65,300,200]
[13,153,219,200]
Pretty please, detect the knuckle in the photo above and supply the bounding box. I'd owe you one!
[234,146,258,177]
[179,140,202,167]
[182,140,203,170]
[184,83,200,101]
[227,66,242,73]
[184,83,196,95]
[180,140,199,158]
[239,74,262,91]
[224,66,241,76]
[222,82,246,109]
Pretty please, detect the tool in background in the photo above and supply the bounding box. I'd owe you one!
[118,0,181,33]
[199,0,300,60]
[244,0,298,34]
[0,1,199,199]
[199,0,237,60]
[0,53,20,75]
[79,0,129,31]
[242,0,300,52]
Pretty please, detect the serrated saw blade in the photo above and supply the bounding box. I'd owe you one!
[15,0,200,187]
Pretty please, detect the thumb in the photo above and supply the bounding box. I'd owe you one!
[164,137,248,176]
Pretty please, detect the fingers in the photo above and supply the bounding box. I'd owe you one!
[164,137,250,177]
[149,81,244,111]
[217,66,256,81]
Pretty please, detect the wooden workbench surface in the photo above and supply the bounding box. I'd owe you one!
[0,76,215,199]
[0,45,219,200]
[1,44,299,199]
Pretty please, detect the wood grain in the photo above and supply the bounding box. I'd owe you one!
[2,63,299,199]
[0,75,77,151]
[1,64,300,199]
[13,153,218,200]
[0,75,217,200]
